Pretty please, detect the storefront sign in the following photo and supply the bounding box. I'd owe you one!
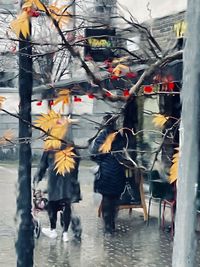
[174,21,187,38]
[85,28,115,62]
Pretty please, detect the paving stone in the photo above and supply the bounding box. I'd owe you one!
[0,164,200,266]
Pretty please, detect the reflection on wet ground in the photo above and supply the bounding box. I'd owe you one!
[34,183,200,267]
[0,165,200,267]
[34,208,173,267]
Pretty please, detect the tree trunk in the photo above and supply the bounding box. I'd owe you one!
[15,15,34,267]
[172,1,200,266]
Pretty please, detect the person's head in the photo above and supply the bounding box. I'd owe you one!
[102,114,117,131]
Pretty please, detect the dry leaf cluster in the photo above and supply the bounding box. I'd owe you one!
[53,89,70,112]
[34,110,68,150]
[99,132,117,153]
[168,148,179,184]
[10,0,70,38]
[0,96,6,108]
[152,114,169,127]
[54,146,76,175]
[0,130,14,145]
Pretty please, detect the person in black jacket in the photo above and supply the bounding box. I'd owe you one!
[33,145,81,242]
[90,115,126,235]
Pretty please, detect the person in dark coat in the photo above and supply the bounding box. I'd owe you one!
[33,145,81,242]
[90,115,126,235]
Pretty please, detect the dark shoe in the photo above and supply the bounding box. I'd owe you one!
[104,225,114,236]
[111,221,115,232]
[71,216,82,239]
[104,231,114,239]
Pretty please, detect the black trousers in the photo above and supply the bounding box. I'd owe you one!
[48,199,71,232]
[102,195,119,234]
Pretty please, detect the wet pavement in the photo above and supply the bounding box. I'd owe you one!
[0,163,200,267]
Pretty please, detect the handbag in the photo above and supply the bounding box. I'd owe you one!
[118,178,141,205]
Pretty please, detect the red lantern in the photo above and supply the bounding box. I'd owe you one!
[107,67,114,73]
[126,72,137,79]
[32,10,40,17]
[27,9,40,17]
[36,101,42,106]
[88,94,95,99]
[49,100,54,106]
[168,82,175,91]
[104,59,112,67]
[105,91,112,97]
[123,89,130,97]
[110,75,119,80]
[144,86,153,94]
[74,96,82,102]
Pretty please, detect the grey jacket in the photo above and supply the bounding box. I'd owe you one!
[34,148,81,202]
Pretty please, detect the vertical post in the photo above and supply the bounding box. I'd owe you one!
[16,1,34,266]
[172,1,200,266]
[68,0,76,141]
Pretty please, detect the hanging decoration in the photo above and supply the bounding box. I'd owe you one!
[105,91,112,97]
[27,8,40,17]
[49,100,54,106]
[126,72,137,79]
[110,75,119,80]
[36,101,42,106]
[143,85,153,94]
[168,82,175,91]
[74,96,82,102]
[88,94,95,99]
[123,89,130,97]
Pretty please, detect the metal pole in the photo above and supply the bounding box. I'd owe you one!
[172,1,200,266]
[68,0,76,141]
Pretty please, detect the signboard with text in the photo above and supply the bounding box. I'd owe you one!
[85,28,116,62]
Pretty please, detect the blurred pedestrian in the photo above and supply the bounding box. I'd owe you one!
[90,114,126,235]
[33,144,82,242]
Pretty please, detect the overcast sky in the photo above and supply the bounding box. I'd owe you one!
[117,0,187,22]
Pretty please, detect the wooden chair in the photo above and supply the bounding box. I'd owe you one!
[98,168,148,221]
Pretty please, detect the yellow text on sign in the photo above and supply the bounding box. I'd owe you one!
[174,21,187,38]
[88,38,111,47]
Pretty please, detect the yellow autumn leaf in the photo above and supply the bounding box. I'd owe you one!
[34,110,61,132]
[168,148,179,184]
[54,89,70,111]
[22,0,46,11]
[32,0,46,11]
[99,132,117,153]
[0,96,6,108]
[22,1,32,9]
[44,139,61,150]
[0,130,14,144]
[10,11,30,38]
[54,146,76,175]
[113,64,129,76]
[112,56,129,64]
[44,118,68,150]
[48,4,71,27]
[152,114,169,128]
